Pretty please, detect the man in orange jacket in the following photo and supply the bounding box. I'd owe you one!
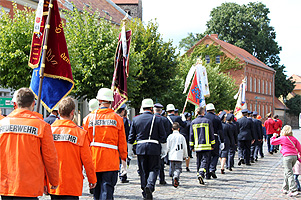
[49,97,97,199]
[83,88,127,200]
[0,88,59,199]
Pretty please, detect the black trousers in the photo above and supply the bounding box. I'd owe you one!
[1,197,38,200]
[137,155,160,192]
[238,140,252,164]
[196,151,211,176]
[159,158,166,182]
[50,195,79,200]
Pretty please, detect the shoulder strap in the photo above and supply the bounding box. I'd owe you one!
[287,136,299,153]
[149,115,156,140]
[167,116,173,125]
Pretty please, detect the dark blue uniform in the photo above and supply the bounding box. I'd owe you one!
[154,112,171,184]
[167,114,186,130]
[204,112,224,177]
[190,116,215,180]
[128,111,166,196]
[180,120,192,158]
[237,116,255,165]
[44,114,57,125]
[226,121,238,169]
[252,118,263,160]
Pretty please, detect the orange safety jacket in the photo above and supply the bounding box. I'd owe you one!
[83,108,127,172]
[33,111,43,120]
[49,119,97,196]
[0,108,59,197]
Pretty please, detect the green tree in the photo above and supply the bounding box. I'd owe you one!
[64,7,119,100]
[179,33,204,51]
[127,19,179,111]
[0,5,35,90]
[285,95,301,116]
[179,44,239,111]
[180,2,294,99]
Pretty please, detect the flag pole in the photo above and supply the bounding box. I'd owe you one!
[36,0,54,112]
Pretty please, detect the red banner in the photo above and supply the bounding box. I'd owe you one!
[187,73,203,107]
[111,29,131,111]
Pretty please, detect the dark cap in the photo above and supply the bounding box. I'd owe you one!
[226,113,234,121]
[175,109,179,113]
[154,103,163,108]
[252,111,258,115]
[184,112,192,118]
[219,111,227,120]
[241,109,249,113]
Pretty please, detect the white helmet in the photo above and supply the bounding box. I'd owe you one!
[166,104,175,111]
[89,98,99,111]
[139,106,144,114]
[141,98,154,108]
[206,103,215,111]
[96,88,114,102]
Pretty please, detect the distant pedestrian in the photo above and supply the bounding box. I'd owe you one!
[166,122,188,187]
[271,125,301,197]
[180,112,193,172]
[219,111,228,174]
[293,160,301,191]
[44,106,59,125]
[190,106,215,185]
[264,113,276,154]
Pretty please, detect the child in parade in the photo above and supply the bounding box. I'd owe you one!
[293,160,301,191]
[166,122,188,187]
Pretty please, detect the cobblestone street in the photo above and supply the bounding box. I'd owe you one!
[40,129,301,200]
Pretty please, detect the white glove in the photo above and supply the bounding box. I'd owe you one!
[127,143,134,159]
[181,114,186,121]
[220,143,225,151]
[161,143,167,159]
[120,160,127,176]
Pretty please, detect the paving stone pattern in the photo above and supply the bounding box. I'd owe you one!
[40,129,301,199]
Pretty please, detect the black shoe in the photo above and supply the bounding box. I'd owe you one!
[159,180,167,185]
[173,177,179,188]
[210,171,217,179]
[205,174,211,179]
[255,157,258,161]
[229,168,232,171]
[144,186,153,200]
[246,163,251,166]
[250,160,255,163]
[198,175,205,185]
[121,179,129,183]
[221,169,225,174]
[238,159,244,166]
[261,155,264,158]
[269,152,273,155]
[90,188,94,194]
[274,150,278,153]
[186,167,190,172]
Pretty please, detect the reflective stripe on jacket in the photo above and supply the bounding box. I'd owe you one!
[83,108,127,172]
[0,109,59,197]
[189,116,215,152]
[49,119,97,196]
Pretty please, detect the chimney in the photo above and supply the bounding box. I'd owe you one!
[210,34,218,39]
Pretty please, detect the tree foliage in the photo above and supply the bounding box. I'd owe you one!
[271,64,295,98]
[127,19,180,111]
[179,33,204,51]
[179,45,238,112]
[285,95,301,116]
[0,5,35,90]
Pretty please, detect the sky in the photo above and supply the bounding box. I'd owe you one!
[142,0,301,77]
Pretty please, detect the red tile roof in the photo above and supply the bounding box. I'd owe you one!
[274,98,288,110]
[187,34,275,72]
[58,0,128,25]
[112,0,139,4]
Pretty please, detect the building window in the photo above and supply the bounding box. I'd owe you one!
[258,79,260,93]
[262,105,265,117]
[205,55,210,64]
[216,55,220,64]
[266,81,268,95]
[269,105,271,114]
[258,104,261,115]
[269,82,271,95]
[249,77,252,92]
[254,78,256,93]
[125,9,131,16]
[206,44,209,48]
[250,104,252,112]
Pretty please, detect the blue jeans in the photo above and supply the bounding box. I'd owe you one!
[267,134,274,152]
[294,175,301,191]
[94,171,118,200]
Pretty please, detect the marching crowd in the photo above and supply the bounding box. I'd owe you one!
[0,87,300,200]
